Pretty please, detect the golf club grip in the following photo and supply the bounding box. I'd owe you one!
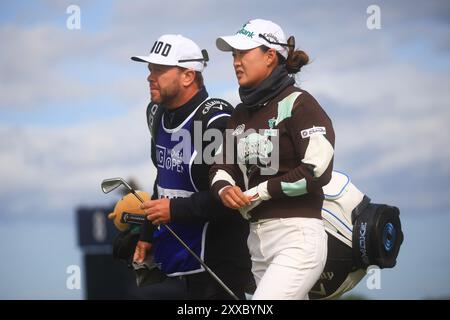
[131,190,145,203]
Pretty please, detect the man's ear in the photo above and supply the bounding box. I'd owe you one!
[181,69,196,87]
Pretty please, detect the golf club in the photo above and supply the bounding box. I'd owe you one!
[101,177,239,300]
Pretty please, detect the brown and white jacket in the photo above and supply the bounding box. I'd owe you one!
[209,85,335,221]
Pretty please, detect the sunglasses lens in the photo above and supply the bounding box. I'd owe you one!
[288,36,295,48]
[201,49,209,62]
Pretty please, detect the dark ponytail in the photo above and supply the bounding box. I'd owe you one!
[284,36,309,74]
[260,35,309,74]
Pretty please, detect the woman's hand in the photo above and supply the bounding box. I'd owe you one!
[219,185,253,210]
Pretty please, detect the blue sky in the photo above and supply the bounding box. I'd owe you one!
[0,0,449,299]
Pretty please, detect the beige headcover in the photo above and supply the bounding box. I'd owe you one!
[108,191,151,231]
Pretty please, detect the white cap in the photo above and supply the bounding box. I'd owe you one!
[216,19,289,59]
[131,34,207,72]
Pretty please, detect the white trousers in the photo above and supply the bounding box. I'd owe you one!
[248,217,328,300]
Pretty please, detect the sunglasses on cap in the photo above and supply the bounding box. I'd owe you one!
[258,34,295,49]
[178,49,209,63]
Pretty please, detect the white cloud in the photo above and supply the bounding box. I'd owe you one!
[0,20,150,111]
[303,60,450,174]
[1,0,449,219]
[0,106,156,217]
[306,63,450,114]
[0,24,97,109]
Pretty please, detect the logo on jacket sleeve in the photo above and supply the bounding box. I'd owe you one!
[301,126,326,139]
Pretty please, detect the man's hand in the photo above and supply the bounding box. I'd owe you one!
[133,240,152,263]
[219,186,252,210]
[140,198,171,225]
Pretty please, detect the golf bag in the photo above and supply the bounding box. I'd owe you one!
[309,171,403,299]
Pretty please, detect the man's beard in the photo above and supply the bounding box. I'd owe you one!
[151,81,181,106]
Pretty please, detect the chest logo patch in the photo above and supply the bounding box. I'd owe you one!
[232,124,246,136]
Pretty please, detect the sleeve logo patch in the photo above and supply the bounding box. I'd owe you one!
[301,126,326,139]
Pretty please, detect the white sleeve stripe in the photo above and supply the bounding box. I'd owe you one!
[207,113,231,128]
[211,169,236,186]
[302,134,334,178]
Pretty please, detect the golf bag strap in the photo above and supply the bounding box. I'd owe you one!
[146,102,164,143]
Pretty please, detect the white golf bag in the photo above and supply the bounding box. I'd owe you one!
[309,171,403,299]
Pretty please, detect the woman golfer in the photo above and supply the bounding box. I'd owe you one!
[210,19,335,300]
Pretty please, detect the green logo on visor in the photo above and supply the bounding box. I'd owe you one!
[236,22,255,38]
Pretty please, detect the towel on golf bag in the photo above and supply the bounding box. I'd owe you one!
[112,227,167,287]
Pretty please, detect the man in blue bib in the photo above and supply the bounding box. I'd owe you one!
[130,34,253,299]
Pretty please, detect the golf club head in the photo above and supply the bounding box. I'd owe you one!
[101,177,132,194]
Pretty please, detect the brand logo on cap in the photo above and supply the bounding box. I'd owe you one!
[236,22,255,39]
[150,41,172,57]
[261,33,279,43]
